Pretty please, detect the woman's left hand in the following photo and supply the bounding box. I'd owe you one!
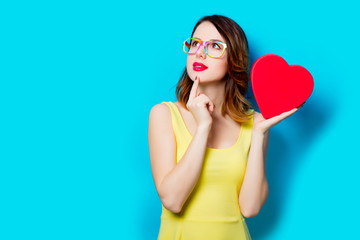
[253,103,305,135]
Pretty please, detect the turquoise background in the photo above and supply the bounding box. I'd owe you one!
[1,0,359,239]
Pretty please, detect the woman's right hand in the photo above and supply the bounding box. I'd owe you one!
[186,76,215,127]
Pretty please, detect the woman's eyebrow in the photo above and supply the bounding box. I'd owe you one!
[193,37,223,42]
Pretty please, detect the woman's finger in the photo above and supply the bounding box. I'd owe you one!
[279,109,298,122]
[197,94,215,114]
[189,76,199,100]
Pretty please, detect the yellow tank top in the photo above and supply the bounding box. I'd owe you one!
[158,101,254,240]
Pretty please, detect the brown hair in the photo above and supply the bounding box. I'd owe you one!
[175,14,254,123]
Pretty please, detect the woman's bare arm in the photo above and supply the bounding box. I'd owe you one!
[239,106,301,218]
[148,103,211,213]
[239,112,270,218]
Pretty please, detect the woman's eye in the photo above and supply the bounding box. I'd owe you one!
[212,43,221,49]
[192,41,199,47]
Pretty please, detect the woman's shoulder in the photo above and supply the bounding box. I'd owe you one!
[149,101,172,117]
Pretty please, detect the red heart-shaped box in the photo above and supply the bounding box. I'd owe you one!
[251,54,314,119]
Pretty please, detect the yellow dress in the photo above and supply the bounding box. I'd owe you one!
[157,101,254,240]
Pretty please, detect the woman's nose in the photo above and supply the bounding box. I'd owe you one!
[196,43,206,58]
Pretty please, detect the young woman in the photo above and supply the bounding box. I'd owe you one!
[148,14,303,240]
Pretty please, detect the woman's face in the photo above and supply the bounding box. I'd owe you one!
[186,21,228,83]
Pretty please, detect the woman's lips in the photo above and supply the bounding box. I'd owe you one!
[193,66,207,71]
[193,62,208,71]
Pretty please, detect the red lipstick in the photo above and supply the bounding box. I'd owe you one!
[193,62,208,71]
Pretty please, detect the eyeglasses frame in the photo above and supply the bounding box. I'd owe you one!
[183,37,227,59]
